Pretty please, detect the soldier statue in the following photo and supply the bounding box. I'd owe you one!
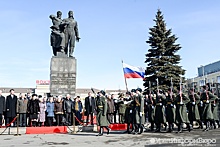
[49,11,80,57]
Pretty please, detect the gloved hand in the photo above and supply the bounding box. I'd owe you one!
[102,113,105,116]
[140,112,143,116]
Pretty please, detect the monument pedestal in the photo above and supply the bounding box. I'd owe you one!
[50,53,76,97]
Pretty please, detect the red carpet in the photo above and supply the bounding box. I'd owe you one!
[26,126,67,134]
[109,124,127,130]
[98,123,128,131]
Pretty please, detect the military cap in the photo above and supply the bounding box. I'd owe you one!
[126,91,131,95]
[136,88,142,92]
[100,90,105,96]
[131,89,136,93]
[32,94,37,97]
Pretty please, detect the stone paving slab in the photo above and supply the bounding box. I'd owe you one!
[0,128,220,147]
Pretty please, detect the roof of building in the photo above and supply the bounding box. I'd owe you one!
[0,87,34,93]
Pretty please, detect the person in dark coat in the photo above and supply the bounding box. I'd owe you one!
[124,91,135,134]
[188,88,203,129]
[27,94,40,127]
[154,90,167,132]
[200,84,216,131]
[175,88,191,133]
[73,96,83,125]
[133,88,145,134]
[165,88,176,132]
[84,92,96,125]
[107,94,115,124]
[6,89,17,126]
[118,94,126,124]
[147,91,156,131]
[63,94,73,126]
[144,94,149,124]
[96,90,110,136]
[54,95,64,126]
[0,90,5,126]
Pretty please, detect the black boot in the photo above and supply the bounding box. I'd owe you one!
[139,124,144,134]
[96,127,103,136]
[198,120,203,129]
[150,122,154,131]
[203,121,209,131]
[106,126,111,135]
[212,120,216,129]
[167,123,173,132]
[187,123,192,132]
[164,123,167,131]
[216,120,220,128]
[133,124,138,135]
[176,123,182,133]
[155,123,161,132]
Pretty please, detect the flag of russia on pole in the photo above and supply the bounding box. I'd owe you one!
[122,63,145,79]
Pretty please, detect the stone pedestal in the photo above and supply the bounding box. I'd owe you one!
[50,53,76,97]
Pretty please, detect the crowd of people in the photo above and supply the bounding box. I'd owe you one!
[0,89,84,127]
[115,83,220,135]
[0,83,219,136]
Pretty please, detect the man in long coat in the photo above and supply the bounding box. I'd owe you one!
[154,90,167,132]
[84,92,96,125]
[165,88,176,132]
[6,89,17,126]
[96,90,110,136]
[200,84,217,131]
[133,88,145,134]
[107,94,114,124]
[175,88,191,133]
[188,88,203,129]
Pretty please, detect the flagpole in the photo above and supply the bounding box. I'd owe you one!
[122,60,129,92]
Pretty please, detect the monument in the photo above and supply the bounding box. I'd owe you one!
[49,10,80,97]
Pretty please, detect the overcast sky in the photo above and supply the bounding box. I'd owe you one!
[0,0,220,90]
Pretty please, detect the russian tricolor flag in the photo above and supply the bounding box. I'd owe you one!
[123,63,145,79]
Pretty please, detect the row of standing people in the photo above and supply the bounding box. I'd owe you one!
[0,89,84,127]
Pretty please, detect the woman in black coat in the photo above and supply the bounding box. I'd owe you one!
[27,94,40,127]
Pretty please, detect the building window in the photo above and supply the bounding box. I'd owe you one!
[199,80,205,86]
[217,76,220,83]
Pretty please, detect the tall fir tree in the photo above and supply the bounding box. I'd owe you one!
[143,9,185,93]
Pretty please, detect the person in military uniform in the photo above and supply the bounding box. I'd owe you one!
[197,91,204,125]
[132,88,145,134]
[144,94,149,123]
[175,87,192,133]
[96,90,110,136]
[188,88,203,129]
[118,93,126,124]
[200,84,216,131]
[147,90,156,131]
[165,88,176,132]
[210,88,219,129]
[154,90,167,132]
[124,91,135,134]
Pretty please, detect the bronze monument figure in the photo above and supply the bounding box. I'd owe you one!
[49,11,80,57]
